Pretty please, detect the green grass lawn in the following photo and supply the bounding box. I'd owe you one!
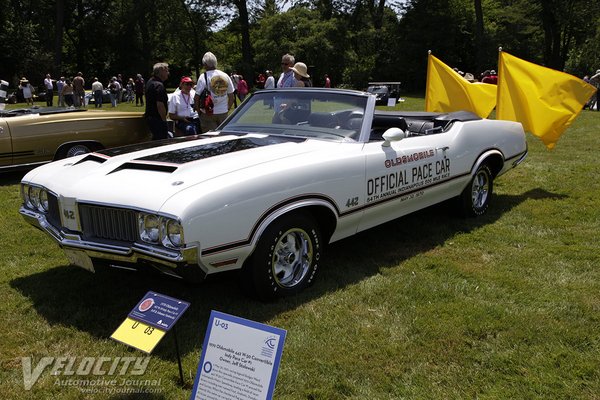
[1,96,599,399]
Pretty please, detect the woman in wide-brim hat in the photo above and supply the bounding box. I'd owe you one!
[291,62,312,87]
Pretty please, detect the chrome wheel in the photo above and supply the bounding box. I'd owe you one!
[471,169,490,209]
[272,228,313,288]
[460,163,493,217]
[245,212,322,300]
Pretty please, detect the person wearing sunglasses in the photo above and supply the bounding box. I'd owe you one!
[277,54,297,88]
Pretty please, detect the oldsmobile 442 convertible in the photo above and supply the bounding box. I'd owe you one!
[19,88,527,299]
[1,107,150,171]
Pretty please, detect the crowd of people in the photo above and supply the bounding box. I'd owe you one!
[143,52,330,140]
[15,72,146,108]
[452,67,498,84]
[11,50,333,141]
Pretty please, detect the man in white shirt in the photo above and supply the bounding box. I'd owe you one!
[44,74,54,106]
[91,78,104,108]
[194,52,235,133]
[264,70,275,89]
[169,76,199,136]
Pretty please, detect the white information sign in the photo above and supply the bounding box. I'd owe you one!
[190,310,286,400]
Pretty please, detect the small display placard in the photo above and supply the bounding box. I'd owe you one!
[111,317,167,353]
[129,291,190,331]
[111,291,189,354]
[190,311,286,400]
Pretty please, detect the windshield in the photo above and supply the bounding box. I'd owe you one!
[221,89,368,141]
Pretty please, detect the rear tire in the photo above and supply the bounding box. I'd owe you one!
[460,163,493,217]
[244,212,322,301]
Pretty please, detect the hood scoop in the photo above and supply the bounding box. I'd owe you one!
[108,162,178,174]
[134,136,304,165]
[74,153,109,165]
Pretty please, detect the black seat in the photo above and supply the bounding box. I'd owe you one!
[308,112,337,128]
[371,114,408,131]
[370,114,408,141]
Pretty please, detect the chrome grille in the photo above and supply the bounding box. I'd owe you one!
[79,204,138,243]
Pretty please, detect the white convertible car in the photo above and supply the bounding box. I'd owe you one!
[20,88,527,299]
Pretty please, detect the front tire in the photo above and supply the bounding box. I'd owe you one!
[246,213,322,300]
[460,163,493,216]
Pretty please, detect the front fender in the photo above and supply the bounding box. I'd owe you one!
[249,198,339,250]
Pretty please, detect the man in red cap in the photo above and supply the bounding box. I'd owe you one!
[168,76,199,135]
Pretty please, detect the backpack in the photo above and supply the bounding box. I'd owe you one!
[197,72,214,115]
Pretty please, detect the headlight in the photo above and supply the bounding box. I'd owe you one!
[163,219,184,248]
[139,214,160,243]
[28,186,41,210]
[38,190,49,212]
[22,184,32,208]
[21,184,50,213]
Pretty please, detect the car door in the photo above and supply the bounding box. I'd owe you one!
[357,133,455,232]
[0,120,12,167]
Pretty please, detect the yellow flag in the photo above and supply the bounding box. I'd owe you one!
[496,51,596,149]
[425,53,497,118]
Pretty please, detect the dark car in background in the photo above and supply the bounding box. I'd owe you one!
[85,89,112,105]
[367,85,390,105]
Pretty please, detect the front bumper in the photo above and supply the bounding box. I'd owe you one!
[20,206,201,275]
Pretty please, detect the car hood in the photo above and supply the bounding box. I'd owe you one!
[23,133,339,211]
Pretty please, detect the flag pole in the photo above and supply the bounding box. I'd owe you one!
[425,50,432,111]
[495,47,504,119]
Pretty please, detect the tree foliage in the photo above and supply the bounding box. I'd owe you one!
[0,0,598,92]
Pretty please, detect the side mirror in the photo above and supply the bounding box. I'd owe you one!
[382,127,407,147]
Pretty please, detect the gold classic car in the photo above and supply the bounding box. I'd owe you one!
[0,107,151,170]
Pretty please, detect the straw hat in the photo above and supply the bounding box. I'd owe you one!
[20,77,29,83]
[291,62,310,78]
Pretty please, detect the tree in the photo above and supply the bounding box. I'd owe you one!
[251,8,347,86]
[473,0,484,72]
[1,0,598,95]
[538,0,595,70]
[234,0,255,84]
